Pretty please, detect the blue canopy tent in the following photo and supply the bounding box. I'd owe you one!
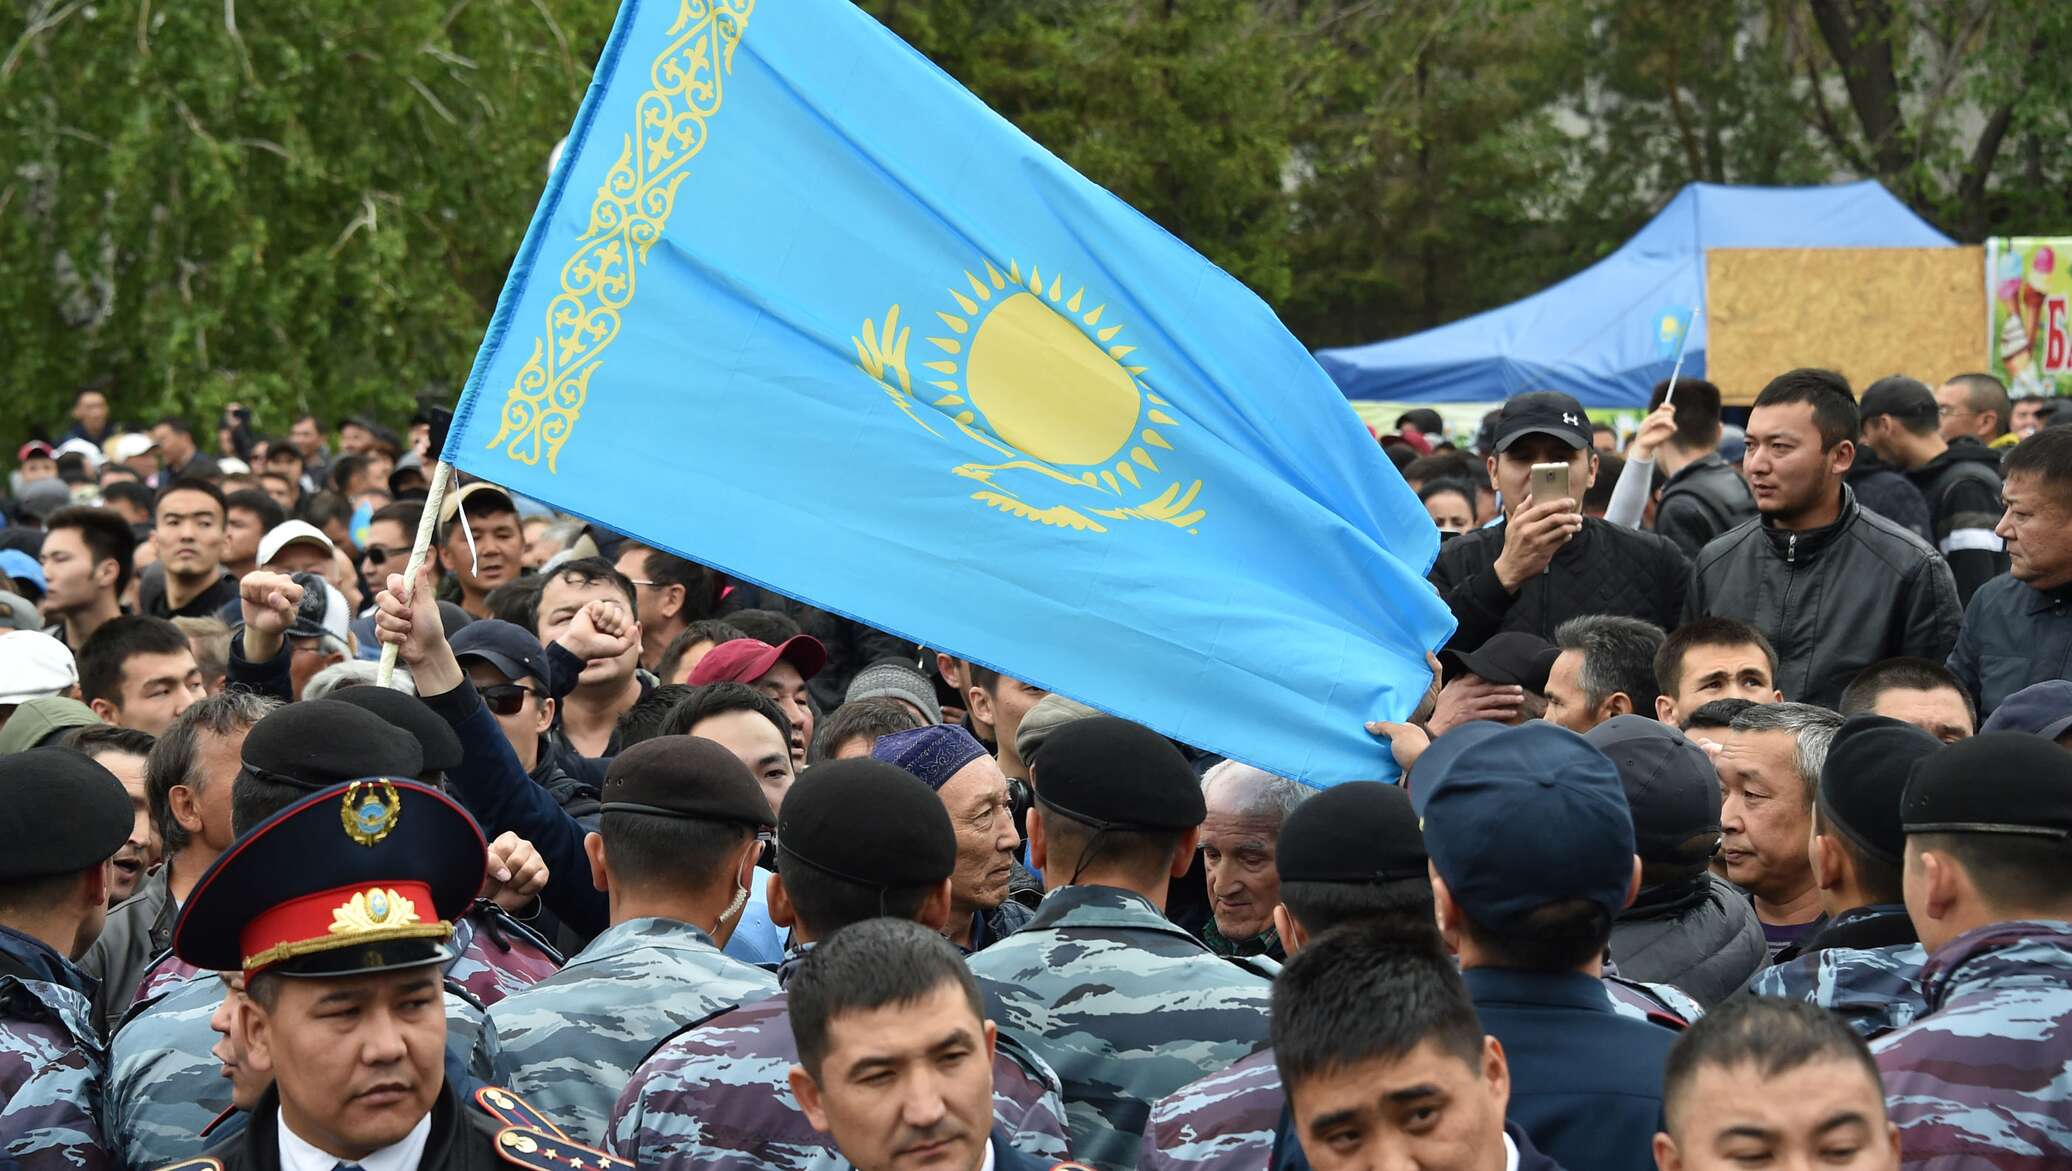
[1316,181,1955,408]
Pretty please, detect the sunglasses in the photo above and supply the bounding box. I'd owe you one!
[480,683,540,716]
[361,544,412,569]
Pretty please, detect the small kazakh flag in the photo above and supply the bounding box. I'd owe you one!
[443,0,1455,783]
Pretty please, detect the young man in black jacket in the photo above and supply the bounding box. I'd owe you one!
[1430,390,1690,651]
[1627,378,1755,559]
[1684,369,1962,710]
[1858,375,2009,604]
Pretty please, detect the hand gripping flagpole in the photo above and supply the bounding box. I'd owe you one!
[377,459,455,688]
[1661,304,1702,407]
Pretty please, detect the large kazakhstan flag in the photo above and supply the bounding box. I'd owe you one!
[445,0,1456,783]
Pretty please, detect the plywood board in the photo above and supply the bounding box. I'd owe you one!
[1705,247,1985,405]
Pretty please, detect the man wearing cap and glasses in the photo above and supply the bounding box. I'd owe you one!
[1429,390,1691,653]
[160,778,615,1171]
[1870,732,2072,1169]
[448,621,598,825]
[487,737,779,1147]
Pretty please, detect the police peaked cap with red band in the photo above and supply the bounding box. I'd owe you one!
[173,778,487,978]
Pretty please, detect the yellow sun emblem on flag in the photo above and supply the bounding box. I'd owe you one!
[853,258,1205,534]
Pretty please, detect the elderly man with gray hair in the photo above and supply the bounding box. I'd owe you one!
[1198,759,1312,962]
[1714,701,1844,960]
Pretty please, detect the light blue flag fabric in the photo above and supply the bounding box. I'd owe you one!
[443,0,1455,783]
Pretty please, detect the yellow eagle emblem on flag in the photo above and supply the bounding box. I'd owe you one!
[853,258,1206,534]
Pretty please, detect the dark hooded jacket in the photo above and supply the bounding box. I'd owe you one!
[1652,452,1756,560]
[1844,449,1933,543]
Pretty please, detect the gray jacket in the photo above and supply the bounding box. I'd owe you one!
[77,864,177,1038]
[1608,875,1766,1009]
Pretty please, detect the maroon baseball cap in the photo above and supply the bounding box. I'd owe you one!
[688,635,827,687]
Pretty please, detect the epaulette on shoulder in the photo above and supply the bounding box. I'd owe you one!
[153,1158,224,1171]
[473,1086,569,1141]
[1048,1162,1101,1171]
[493,1126,634,1171]
[1644,1009,1689,1032]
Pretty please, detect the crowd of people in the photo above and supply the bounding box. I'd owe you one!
[0,364,2067,1171]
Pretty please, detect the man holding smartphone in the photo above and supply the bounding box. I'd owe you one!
[1429,390,1692,652]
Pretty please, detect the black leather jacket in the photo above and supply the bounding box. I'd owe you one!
[1686,487,1962,708]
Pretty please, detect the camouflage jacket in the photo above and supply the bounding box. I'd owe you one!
[1744,905,1926,1039]
[1872,919,2072,1170]
[105,972,503,1171]
[485,916,777,1146]
[1137,1048,1282,1171]
[1601,974,1703,1026]
[967,885,1275,1171]
[0,926,111,1171]
[609,946,1070,1171]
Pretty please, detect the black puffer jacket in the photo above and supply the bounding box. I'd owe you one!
[1653,453,1756,560]
[1686,487,1963,709]
[1608,875,1767,1009]
[1430,516,1691,651]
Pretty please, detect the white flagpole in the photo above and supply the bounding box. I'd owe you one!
[1662,305,1702,406]
[377,459,455,688]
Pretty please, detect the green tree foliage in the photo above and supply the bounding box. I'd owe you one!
[0,0,614,444]
[4,0,2069,454]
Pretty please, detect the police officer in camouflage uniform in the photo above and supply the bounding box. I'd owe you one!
[487,736,780,1144]
[968,717,1274,1171]
[610,758,1068,1171]
[1746,716,1935,1038]
[0,747,133,1171]
[1871,732,2072,1169]
[1142,782,1433,1171]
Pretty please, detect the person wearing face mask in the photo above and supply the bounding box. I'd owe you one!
[486,736,780,1146]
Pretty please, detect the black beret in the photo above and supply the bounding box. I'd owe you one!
[779,759,955,887]
[1276,781,1427,885]
[1904,731,2072,841]
[240,700,424,791]
[324,686,463,774]
[0,747,133,882]
[1821,715,1941,866]
[1031,716,1205,831]
[601,736,776,828]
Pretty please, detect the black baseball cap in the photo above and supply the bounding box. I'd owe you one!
[1584,716,1720,865]
[1493,391,1592,453]
[450,619,551,689]
[1440,632,1560,692]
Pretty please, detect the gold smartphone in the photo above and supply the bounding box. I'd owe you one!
[1529,462,1571,505]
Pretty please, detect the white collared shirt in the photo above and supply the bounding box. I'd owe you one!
[979,1140,996,1171]
[1502,1130,1519,1171]
[277,1108,432,1171]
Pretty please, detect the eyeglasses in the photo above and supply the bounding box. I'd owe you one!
[480,683,540,716]
[361,544,412,569]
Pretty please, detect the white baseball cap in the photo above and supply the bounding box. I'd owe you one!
[258,520,337,568]
[106,433,156,462]
[0,630,78,705]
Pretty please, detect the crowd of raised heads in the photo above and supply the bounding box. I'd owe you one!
[0,372,2067,1171]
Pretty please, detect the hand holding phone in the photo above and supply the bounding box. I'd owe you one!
[1493,462,1584,592]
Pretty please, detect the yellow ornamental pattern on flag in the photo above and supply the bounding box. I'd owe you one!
[853,257,1208,535]
[487,0,757,474]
